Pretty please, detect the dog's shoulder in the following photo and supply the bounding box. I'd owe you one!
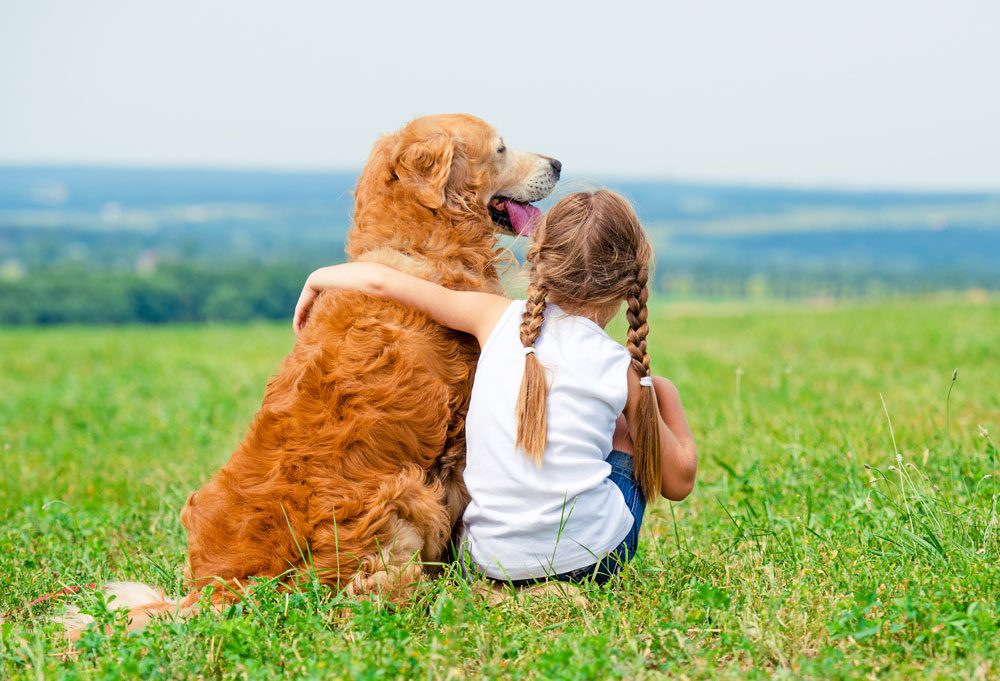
[353,247,501,294]
[354,248,435,280]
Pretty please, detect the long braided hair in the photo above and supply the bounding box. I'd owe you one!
[514,190,662,501]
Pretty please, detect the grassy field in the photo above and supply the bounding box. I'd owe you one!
[1,298,998,679]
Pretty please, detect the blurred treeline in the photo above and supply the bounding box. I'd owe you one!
[2,257,995,325]
[0,262,311,324]
[1,167,998,324]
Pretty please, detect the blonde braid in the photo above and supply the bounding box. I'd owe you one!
[519,278,547,348]
[625,263,662,502]
[515,259,549,464]
[625,263,651,378]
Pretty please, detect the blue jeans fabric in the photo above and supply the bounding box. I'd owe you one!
[506,449,646,586]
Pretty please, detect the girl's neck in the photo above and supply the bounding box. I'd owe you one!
[547,296,621,329]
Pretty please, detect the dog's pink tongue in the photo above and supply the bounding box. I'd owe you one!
[504,200,542,236]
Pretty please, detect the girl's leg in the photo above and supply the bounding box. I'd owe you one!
[552,418,646,585]
[606,450,646,561]
[494,417,647,588]
[608,415,646,559]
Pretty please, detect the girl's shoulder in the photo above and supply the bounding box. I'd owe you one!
[479,298,526,355]
[545,304,627,349]
[542,305,631,369]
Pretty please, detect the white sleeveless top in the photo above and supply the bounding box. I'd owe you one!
[462,300,635,580]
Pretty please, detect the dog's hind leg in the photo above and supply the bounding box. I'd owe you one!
[430,437,471,560]
[343,516,429,600]
[312,466,452,601]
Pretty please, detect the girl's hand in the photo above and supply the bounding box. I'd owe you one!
[294,263,386,335]
[612,414,633,453]
[293,268,330,336]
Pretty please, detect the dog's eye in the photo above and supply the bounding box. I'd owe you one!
[497,145,506,154]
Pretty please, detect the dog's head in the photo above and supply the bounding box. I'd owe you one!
[357,114,561,237]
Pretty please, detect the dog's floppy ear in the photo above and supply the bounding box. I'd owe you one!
[391,130,455,210]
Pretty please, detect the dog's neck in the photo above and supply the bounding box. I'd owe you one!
[346,204,504,294]
[352,246,505,296]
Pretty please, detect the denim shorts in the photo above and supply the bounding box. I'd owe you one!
[505,449,646,586]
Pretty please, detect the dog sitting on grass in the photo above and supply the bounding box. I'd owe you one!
[63,113,560,637]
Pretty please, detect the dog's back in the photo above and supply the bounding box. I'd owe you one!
[178,113,561,598]
[181,284,477,595]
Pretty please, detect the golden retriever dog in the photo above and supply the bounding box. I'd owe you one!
[63,114,560,636]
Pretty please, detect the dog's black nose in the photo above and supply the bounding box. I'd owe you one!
[550,159,562,175]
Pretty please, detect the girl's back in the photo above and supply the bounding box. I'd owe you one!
[463,300,634,580]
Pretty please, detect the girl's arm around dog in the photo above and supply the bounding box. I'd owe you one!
[294,262,510,347]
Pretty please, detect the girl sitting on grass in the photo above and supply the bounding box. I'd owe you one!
[293,189,697,585]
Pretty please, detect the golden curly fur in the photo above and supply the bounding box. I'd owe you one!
[63,114,559,636]
[182,113,559,597]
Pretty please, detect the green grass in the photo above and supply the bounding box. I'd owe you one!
[1,298,998,679]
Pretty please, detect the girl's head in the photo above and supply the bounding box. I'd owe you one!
[515,189,662,502]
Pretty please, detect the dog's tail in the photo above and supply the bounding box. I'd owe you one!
[58,582,188,641]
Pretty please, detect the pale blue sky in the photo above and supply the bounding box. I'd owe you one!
[2,0,999,189]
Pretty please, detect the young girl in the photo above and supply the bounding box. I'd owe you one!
[293,190,697,585]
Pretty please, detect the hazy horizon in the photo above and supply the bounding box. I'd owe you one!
[4,164,1000,196]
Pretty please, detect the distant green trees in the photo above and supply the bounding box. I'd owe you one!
[2,259,994,326]
[657,262,995,301]
[0,263,312,325]
[3,167,997,325]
